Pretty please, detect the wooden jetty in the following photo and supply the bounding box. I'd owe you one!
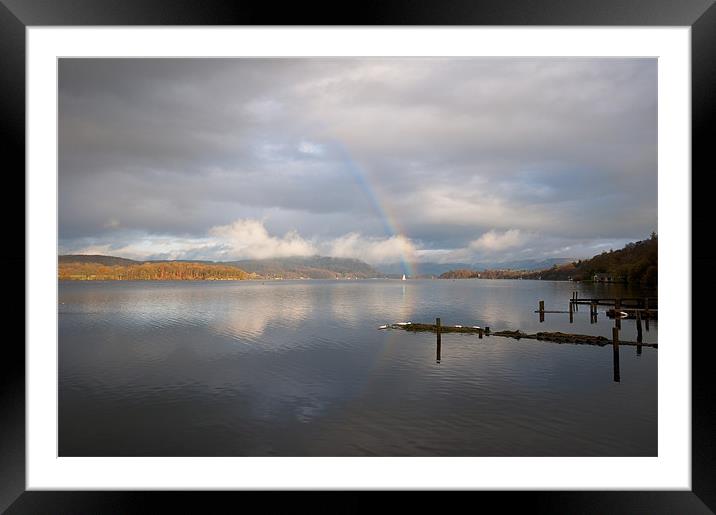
[534,294,658,323]
[571,296,657,308]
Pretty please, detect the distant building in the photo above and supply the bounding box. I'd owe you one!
[594,273,621,283]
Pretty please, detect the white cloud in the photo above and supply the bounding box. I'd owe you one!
[327,232,417,264]
[70,220,423,264]
[208,219,317,260]
[64,219,638,266]
[469,229,525,253]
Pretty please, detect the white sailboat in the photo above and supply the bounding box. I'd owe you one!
[401,274,406,281]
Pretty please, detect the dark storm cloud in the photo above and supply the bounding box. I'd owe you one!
[58,58,657,262]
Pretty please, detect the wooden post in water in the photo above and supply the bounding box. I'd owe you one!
[613,327,620,383]
[615,298,621,329]
[478,328,483,339]
[591,301,597,323]
[436,317,441,363]
[569,298,573,323]
[539,300,545,323]
[636,310,643,343]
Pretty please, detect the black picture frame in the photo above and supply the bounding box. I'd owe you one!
[2,1,713,512]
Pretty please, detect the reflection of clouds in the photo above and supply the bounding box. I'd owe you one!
[63,282,316,343]
[328,284,364,325]
[215,309,271,339]
[62,283,216,328]
[329,282,412,325]
[329,281,416,325]
[63,280,418,338]
[211,285,314,342]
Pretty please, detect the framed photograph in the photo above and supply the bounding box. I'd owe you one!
[4,0,714,512]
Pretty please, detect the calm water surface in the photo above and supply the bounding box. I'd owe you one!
[59,279,657,456]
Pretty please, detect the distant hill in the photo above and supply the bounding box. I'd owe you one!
[59,254,140,266]
[376,258,573,278]
[375,262,474,277]
[486,257,574,271]
[58,254,384,280]
[439,235,657,285]
[228,256,384,279]
[440,269,525,280]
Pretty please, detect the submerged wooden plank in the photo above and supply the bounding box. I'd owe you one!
[382,322,657,348]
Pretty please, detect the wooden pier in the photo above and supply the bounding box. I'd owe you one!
[535,294,658,322]
[571,297,657,308]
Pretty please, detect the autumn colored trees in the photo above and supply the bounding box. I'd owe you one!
[58,261,256,281]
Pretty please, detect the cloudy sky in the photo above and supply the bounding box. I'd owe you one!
[59,58,657,266]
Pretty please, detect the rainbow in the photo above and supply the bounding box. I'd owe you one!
[332,142,417,278]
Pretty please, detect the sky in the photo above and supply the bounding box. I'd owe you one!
[58,58,657,267]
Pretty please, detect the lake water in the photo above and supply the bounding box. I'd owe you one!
[59,279,657,456]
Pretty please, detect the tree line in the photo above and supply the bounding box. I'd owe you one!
[439,233,658,285]
[59,261,256,281]
[558,232,657,285]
